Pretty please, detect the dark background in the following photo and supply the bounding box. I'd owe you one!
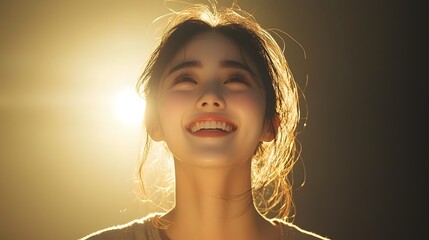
[273,1,424,239]
[0,0,423,239]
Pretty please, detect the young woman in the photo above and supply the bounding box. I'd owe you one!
[81,2,330,240]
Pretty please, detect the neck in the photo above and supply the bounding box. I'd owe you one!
[160,159,275,240]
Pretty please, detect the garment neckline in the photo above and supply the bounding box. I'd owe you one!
[149,214,286,240]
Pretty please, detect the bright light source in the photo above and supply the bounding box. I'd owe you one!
[114,86,146,125]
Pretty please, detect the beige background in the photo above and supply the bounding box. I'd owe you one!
[0,1,310,239]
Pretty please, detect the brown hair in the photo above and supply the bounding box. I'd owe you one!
[136,2,302,222]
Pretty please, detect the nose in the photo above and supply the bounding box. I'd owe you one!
[196,87,225,110]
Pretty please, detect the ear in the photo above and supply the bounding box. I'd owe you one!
[145,105,164,142]
[146,121,164,142]
[260,114,280,142]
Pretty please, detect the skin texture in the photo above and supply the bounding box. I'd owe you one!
[147,32,279,240]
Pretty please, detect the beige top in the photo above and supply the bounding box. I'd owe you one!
[79,213,330,240]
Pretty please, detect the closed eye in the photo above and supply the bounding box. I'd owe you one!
[168,74,198,91]
[225,74,250,86]
[173,74,197,85]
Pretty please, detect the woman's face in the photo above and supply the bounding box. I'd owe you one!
[152,31,269,168]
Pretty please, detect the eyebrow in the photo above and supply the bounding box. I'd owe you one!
[166,59,255,76]
[167,61,202,76]
[220,60,254,74]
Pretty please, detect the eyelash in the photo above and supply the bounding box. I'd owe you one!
[225,74,248,85]
[172,74,197,85]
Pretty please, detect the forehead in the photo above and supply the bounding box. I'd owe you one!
[167,31,253,69]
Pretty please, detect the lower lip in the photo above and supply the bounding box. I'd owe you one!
[190,129,232,137]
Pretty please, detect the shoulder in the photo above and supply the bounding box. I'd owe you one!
[78,213,163,240]
[273,219,331,240]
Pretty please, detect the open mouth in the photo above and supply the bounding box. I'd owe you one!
[186,120,237,137]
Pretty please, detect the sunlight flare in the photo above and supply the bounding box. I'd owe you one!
[114,86,145,125]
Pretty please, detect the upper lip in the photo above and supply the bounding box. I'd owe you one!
[185,114,238,133]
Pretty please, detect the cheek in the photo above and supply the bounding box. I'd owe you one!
[158,93,193,125]
[229,92,265,120]
[160,93,189,110]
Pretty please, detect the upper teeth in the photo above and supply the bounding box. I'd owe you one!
[190,121,233,133]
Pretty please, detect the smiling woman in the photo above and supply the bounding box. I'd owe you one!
[79,2,330,240]
[150,31,268,169]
